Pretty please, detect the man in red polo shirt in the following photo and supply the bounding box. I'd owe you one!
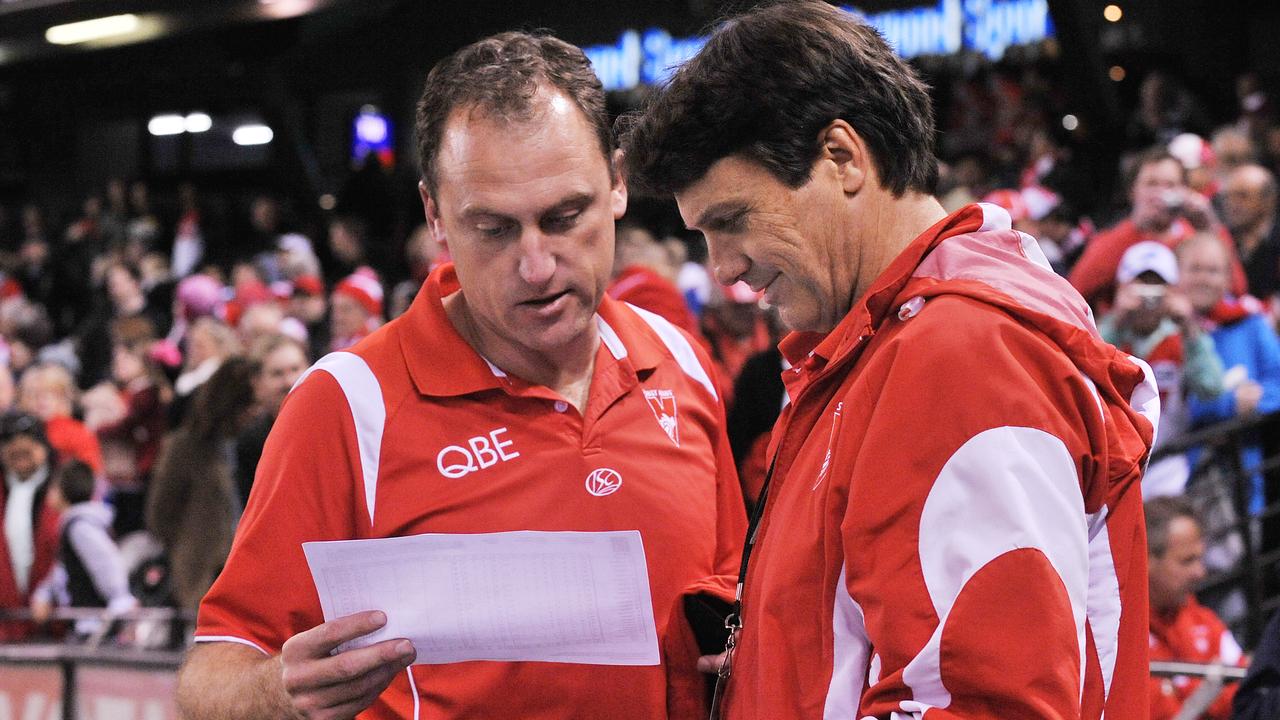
[175,32,745,719]
[1068,148,1246,309]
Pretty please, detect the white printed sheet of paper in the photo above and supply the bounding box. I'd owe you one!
[302,530,659,666]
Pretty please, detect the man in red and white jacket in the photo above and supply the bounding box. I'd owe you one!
[1145,497,1243,720]
[621,2,1159,717]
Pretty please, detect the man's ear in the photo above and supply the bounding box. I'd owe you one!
[419,180,448,248]
[818,120,869,195]
[610,148,629,220]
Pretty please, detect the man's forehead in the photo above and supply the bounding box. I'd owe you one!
[434,96,608,208]
[675,156,761,222]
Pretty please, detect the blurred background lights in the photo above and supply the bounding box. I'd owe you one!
[233,124,274,146]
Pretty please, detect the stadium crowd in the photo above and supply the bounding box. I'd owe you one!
[1,53,1279,719]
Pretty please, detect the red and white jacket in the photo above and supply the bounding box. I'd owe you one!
[719,204,1159,719]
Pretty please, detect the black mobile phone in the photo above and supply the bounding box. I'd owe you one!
[684,593,733,656]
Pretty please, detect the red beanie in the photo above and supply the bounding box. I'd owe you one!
[333,268,383,318]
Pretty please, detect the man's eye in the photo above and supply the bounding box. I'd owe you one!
[476,223,512,238]
[545,211,581,231]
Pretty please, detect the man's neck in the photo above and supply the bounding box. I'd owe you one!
[840,191,948,322]
[443,292,598,413]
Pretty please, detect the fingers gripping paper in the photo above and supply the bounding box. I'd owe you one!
[302,530,660,665]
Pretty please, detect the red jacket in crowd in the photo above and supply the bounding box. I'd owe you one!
[1068,218,1247,309]
[1149,596,1244,720]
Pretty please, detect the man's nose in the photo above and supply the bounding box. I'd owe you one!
[517,230,556,285]
[707,240,748,287]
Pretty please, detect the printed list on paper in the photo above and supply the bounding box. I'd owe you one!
[302,530,659,666]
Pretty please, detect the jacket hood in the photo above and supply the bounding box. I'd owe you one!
[803,203,1159,496]
[900,203,1160,490]
[60,501,114,532]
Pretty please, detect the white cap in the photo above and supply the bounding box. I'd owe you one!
[1116,240,1179,285]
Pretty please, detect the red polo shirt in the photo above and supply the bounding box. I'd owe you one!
[195,264,745,719]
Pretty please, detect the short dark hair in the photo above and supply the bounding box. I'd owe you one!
[1145,496,1198,557]
[1125,147,1187,190]
[56,460,95,505]
[618,1,938,196]
[414,31,613,196]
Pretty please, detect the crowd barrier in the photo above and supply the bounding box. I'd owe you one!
[0,609,186,720]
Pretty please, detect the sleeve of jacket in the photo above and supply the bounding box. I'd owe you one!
[67,519,134,607]
[1181,331,1225,400]
[1249,316,1280,416]
[851,299,1102,719]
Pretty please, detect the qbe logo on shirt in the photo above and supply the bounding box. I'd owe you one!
[436,427,521,478]
[585,468,623,497]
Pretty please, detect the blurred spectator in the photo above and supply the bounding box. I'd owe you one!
[50,196,104,336]
[169,317,240,427]
[1146,496,1242,720]
[91,320,172,535]
[0,411,58,640]
[1070,148,1246,309]
[0,364,15,414]
[29,460,137,638]
[7,301,55,378]
[1168,133,1219,198]
[673,236,713,319]
[77,261,168,387]
[166,272,224,350]
[235,301,287,347]
[1099,242,1223,497]
[1221,164,1280,302]
[1211,126,1258,180]
[1181,233,1280,499]
[171,183,204,279]
[274,232,321,282]
[284,274,328,358]
[1128,72,1206,149]
[235,334,309,504]
[607,220,701,338]
[146,357,258,614]
[388,224,445,319]
[325,215,389,285]
[981,186,1071,273]
[124,181,160,262]
[936,152,989,212]
[18,362,102,474]
[100,179,128,249]
[329,268,383,352]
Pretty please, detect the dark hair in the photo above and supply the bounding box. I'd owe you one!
[1124,147,1187,191]
[55,460,95,505]
[414,31,613,196]
[0,411,46,447]
[185,357,259,442]
[1145,496,1198,557]
[618,1,937,197]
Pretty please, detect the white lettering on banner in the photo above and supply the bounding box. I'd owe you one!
[0,694,60,720]
[437,428,520,479]
[584,1,1053,92]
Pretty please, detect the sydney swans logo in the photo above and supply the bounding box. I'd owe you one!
[585,468,623,497]
[643,388,679,446]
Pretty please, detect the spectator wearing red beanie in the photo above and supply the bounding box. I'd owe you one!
[329,268,383,352]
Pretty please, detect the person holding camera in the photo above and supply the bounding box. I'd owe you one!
[1070,147,1248,310]
[1100,241,1224,497]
